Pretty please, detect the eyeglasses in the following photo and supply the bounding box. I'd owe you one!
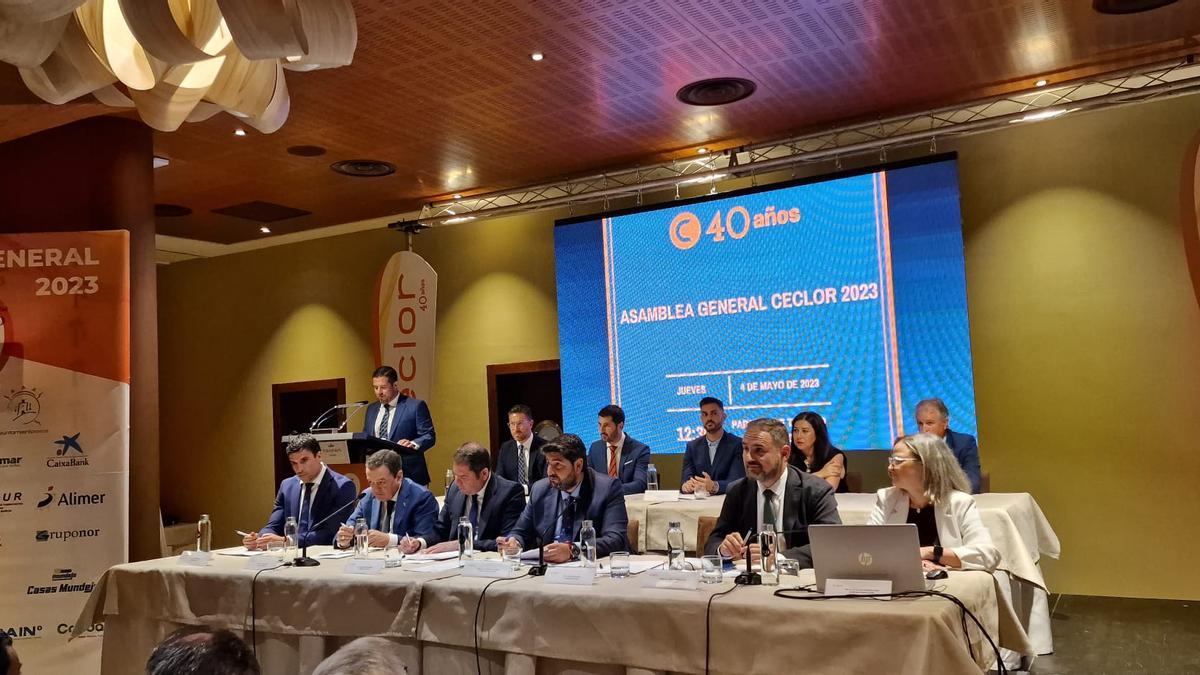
[886,456,921,467]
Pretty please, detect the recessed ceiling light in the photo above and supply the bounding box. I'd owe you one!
[530,52,544,62]
[453,193,462,199]
[1035,79,1048,87]
[697,147,709,154]
[259,226,271,233]
[234,129,247,136]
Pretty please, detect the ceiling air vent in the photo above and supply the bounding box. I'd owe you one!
[330,159,396,177]
[676,77,757,106]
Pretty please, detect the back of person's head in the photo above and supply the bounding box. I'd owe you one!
[145,627,260,675]
[311,637,408,675]
[1,632,17,675]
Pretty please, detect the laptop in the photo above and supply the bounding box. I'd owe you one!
[809,524,925,594]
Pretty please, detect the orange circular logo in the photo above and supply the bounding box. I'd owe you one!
[669,211,701,250]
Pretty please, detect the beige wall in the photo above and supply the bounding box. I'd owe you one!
[159,93,1200,600]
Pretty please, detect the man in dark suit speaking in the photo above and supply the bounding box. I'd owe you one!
[426,442,525,553]
[363,365,436,487]
[704,418,841,568]
[494,404,547,493]
[587,404,651,495]
[498,433,628,563]
[681,396,745,495]
[243,434,357,550]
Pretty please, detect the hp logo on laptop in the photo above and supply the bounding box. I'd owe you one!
[857,552,873,566]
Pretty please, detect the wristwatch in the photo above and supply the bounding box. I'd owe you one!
[932,545,943,564]
[569,542,581,560]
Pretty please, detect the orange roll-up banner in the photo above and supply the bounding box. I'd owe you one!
[0,231,130,673]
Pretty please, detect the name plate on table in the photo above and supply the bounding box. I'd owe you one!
[344,559,385,575]
[824,578,892,597]
[641,490,679,502]
[178,551,212,567]
[461,560,514,578]
[245,556,287,571]
[545,565,596,586]
[641,569,700,591]
[317,440,350,464]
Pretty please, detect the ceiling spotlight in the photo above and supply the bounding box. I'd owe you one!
[530,52,544,62]
[697,147,709,154]
[259,226,271,233]
[234,128,247,136]
[453,193,462,199]
[1035,79,1048,87]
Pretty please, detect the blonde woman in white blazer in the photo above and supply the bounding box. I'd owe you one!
[867,433,1000,572]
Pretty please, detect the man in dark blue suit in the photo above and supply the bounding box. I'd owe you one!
[426,442,526,553]
[363,365,436,487]
[681,397,745,495]
[494,404,548,493]
[586,404,651,495]
[499,433,629,563]
[915,398,982,493]
[244,434,357,550]
[335,449,440,552]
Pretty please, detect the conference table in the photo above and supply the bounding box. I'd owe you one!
[626,491,1061,655]
[78,548,1031,674]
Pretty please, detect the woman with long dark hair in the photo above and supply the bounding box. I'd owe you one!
[788,411,848,492]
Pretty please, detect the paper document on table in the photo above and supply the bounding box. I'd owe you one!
[597,560,664,575]
[405,550,460,562]
[217,548,267,557]
[409,560,461,573]
[317,550,354,559]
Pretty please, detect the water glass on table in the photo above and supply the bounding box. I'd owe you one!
[502,540,522,571]
[701,555,724,584]
[384,542,403,569]
[609,551,631,579]
[266,539,286,559]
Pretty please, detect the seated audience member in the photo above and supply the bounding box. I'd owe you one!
[311,637,408,675]
[704,418,842,568]
[681,397,745,495]
[498,433,629,562]
[145,627,259,675]
[425,442,525,553]
[494,404,547,492]
[244,434,357,550]
[587,404,651,495]
[867,433,999,572]
[1,633,20,675]
[788,411,848,493]
[336,449,439,553]
[914,397,982,493]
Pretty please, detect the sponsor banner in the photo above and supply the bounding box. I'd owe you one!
[375,251,437,400]
[0,231,128,674]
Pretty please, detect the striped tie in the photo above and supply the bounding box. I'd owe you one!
[608,444,618,477]
[377,404,391,438]
[517,443,527,486]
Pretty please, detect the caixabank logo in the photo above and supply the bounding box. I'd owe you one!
[28,568,95,596]
[47,431,89,468]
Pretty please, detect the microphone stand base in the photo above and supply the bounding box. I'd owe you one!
[734,572,761,585]
[528,565,548,576]
[293,548,321,567]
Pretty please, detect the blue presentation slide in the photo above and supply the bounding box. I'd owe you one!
[555,157,976,453]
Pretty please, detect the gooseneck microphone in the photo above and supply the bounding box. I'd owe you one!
[294,492,363,567]
[309,401,370,432]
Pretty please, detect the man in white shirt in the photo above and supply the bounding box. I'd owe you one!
[704,418,841,568]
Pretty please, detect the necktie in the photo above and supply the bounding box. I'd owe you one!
[377,404,392,438]
[607,444,618,477]
[517,443,528,486]
[299,482,314,533]
[556,495,577,542]
[762,489,777,532]
[468,494,479,530]
[378,500,392,533]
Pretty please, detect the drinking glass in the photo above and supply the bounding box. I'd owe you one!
[266,539,286,559]
[701,555,723,583]
[502,540,522,571]
[609,551,631,579]
[384,543,403,569]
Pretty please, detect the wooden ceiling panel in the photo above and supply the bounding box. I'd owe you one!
[3,0,1200,244]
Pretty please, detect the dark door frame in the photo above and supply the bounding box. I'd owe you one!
[270,378,346,486]
[486,359,560,462]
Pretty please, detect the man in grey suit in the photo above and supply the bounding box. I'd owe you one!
[915,397,982,493]
[586,404,651,495]
[499,433,628,563]
[426,442,525,553]
[681,396,745,495]
[704,418,841,568]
